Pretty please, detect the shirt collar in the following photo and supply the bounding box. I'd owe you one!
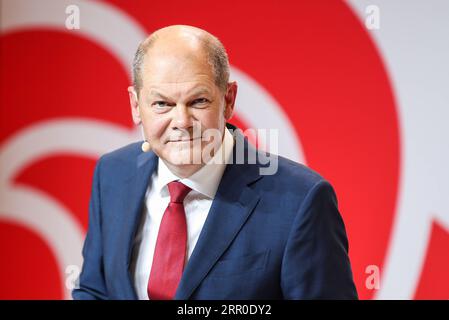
[156,127,235,199]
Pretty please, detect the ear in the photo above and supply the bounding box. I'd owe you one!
[128,86,141,125]
[224,81,237,121]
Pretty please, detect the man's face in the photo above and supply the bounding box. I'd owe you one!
[130,43,236,167]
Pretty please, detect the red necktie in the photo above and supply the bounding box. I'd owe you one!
[147,181,191,300]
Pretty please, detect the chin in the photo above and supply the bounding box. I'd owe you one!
[164,150,193,166]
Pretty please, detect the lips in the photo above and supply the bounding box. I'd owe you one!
[169,137,201,142]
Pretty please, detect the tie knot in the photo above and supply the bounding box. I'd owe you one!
[167,181,191,203]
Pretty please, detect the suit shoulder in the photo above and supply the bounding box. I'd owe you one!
[99,141,142,165]
[253,155,335,223]
[256,154,336,207]
[95,142,144,182]
[274,155,326,188]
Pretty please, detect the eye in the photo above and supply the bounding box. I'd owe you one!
[192,98,209,106]
[152,101,169,108]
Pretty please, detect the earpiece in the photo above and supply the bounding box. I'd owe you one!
[139,119,152,152]
[141,140,151,152]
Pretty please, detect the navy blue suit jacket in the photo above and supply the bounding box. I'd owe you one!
[73,126,357,300]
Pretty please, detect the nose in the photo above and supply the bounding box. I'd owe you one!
[173,104,193,129]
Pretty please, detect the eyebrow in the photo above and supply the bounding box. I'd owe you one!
[147,87,213,100]
[148,90,171,100]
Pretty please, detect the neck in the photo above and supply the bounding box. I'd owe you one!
[163,162,205,179]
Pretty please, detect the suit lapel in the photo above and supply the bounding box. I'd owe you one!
[175,136,263,299]
[114,149,158,299]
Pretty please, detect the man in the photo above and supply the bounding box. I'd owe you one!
[72,25,358,300]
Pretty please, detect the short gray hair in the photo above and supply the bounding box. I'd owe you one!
[132,31,230,97]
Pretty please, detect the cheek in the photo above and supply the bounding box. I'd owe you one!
[142,113,169,141]
[197,107,225,129]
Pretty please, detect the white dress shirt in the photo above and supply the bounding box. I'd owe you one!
[131,128,235,300]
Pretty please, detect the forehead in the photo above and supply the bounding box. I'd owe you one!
[141,42,215,86]
[146,80,216,99]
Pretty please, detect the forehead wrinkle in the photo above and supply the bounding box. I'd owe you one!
[147,82,215,100]
[185,85,213,96]
[148,89,171,100]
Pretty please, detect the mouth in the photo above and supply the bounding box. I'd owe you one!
[168,137,201,143]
